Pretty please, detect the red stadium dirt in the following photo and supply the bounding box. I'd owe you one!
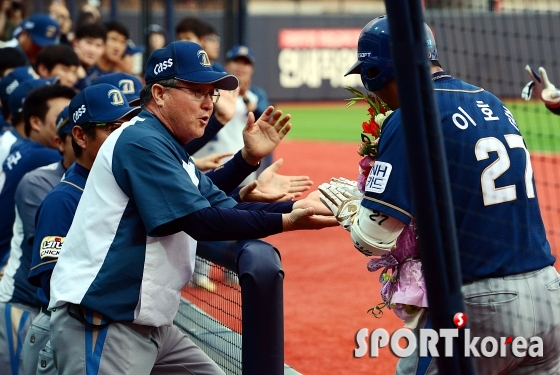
[183,140,560,375]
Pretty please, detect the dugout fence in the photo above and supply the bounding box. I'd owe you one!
[174,240,300,375]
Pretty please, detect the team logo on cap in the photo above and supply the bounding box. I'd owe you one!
[45,25,57,38]
[118,79,135,94]
[108,89,124,105]
[5,80,19,95]
[197,50,211,67]
[237,46,249,56]
[40,236,64,259]
[153,58,173,75]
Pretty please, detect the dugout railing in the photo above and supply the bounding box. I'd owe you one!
[173,240,300,375]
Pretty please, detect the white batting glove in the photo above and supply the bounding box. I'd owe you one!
[522,66,560,108]
[329,177,362,198]
[318,183,360,231]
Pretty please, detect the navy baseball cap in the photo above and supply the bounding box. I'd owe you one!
[0,66,40,113]
[144,41,238,90]
[56,106,72,136]
[91,72,143,105]
[9,78,57,115]
[15,14,60,47]
[225,45,255,65]
[69,83,141,126]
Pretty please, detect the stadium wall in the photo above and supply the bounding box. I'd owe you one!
[118,11,559,102]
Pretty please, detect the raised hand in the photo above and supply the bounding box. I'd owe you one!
[256,158,312,197]
[522,66,560,108]
[241,106,292,166]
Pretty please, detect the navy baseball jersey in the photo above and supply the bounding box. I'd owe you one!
[0,161,65,306]
[362,72,555,282]
[0,140,60,264]
[74,65,113,91]
[28,162,86,305]
[49,111,237,326]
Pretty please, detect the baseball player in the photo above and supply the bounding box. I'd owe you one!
[0,81,72,273]
[322,16,560,374]
[0,85,74,375]
[46,41,334,375]
[26,84,140,375]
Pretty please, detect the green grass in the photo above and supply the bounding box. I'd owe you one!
[279,100,560,153]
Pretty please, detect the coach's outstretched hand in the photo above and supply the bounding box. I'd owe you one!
[282,207,338,231]
[239,159,313,202]
[241,106,291,166]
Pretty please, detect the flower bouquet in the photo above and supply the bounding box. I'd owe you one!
[365,220,428,328]
[345,86,393,193]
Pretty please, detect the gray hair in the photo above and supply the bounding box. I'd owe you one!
[139,78,180,108]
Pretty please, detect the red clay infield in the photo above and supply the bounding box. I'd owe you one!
[184,140,560,375]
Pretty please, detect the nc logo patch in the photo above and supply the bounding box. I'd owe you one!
[365,161,392,194]
[197,50,211,67]
[118,79,135,94]
[40,236,64,259]
[45,25,58,38]
[108,89,124,106]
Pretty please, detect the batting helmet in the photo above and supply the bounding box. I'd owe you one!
[345,15,438,92]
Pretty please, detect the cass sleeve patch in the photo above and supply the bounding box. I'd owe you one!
[40,236,64,259]
[365,161,392,194]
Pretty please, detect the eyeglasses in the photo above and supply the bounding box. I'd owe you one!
[164,85,220,103]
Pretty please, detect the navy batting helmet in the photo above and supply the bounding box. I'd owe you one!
[345,15,438,92]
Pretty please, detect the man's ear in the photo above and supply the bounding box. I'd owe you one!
[151,84,166,106]
[54,135,64,153]
[29,115,43,133]
[72,125,87,150]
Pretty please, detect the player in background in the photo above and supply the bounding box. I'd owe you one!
[46,41,335,375]
[94,20,130,76]
[35,44,81,88]
[12,106,74,375]
[0,84,74,375]
[322,15,560,375]
[175,16,225,72]
[72,22,107,91]
[0,79,65,270]
[522,65,560,115]
[2,14,60,66]
[27,85,140,375]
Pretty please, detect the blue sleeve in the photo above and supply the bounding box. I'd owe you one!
[184,115,224,155]
[112,134,237,234]
[178,207,283,240]
[15,172,56,244]
[28,189,78,288]
[235,201,294,213]
[206,151,259,194]
[361,112,414,225]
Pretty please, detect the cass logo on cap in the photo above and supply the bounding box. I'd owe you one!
[358,52,372,58]
[119,79,135,94]
[108,89,124,105]
[197,50,211,67]
[154,58,173,75]
[40,236,64,259]
[73,104,86,122]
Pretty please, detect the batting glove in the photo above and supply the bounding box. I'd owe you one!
[318,183,361,231]
[522,66,560,107]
